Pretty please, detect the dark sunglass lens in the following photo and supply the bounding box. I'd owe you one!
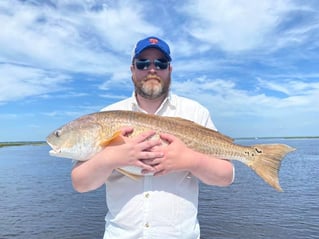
[135,60,150,70]
[154,59,169,70]
[135,59,168,70]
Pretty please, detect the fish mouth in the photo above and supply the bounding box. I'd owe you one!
[47,142,61,156]
[47,141,77,160]
[49,149,60,156]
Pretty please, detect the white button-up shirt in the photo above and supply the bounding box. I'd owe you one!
[101,93,216,239]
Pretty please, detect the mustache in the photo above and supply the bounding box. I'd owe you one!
[145,74,161,81]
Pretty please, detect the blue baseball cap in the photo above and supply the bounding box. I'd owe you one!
[132,36,172,61]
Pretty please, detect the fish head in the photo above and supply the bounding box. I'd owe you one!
[46,114,104,161]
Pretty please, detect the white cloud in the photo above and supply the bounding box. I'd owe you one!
[258,77,319,96]
[0,64,70,103]
[0,0,318,140]
[0,0,161,75]
[172,75,319,137]
[180,0,296,52]
[172,75,319,118]
[0,0,159,103]
[257,78,319,111]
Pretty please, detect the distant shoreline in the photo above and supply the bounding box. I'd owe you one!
[0,141,46,148]
[1,136,319,148]
[236,136,319,140]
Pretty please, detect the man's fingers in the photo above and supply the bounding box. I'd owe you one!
[140,139,162,151]
[142,157,161,166]
[137,161,155,173]
[159,133,174,143]
[140,151,163,161]
[120,127,134,136]
[134,130,156,143]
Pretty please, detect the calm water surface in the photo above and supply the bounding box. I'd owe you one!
[0,139,318,239]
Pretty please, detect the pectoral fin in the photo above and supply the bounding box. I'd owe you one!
[100,131,124,147]
[99,131,142,180]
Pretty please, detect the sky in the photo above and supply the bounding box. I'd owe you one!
[1,0,319,142]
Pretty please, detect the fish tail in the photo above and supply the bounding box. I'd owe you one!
[249,144,295,192]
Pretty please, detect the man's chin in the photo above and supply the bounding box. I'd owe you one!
[141,90,163,99]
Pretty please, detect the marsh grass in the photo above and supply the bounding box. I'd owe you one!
[0,141,45,148]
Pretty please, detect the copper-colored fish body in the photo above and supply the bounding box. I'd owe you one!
[47,110,296,191]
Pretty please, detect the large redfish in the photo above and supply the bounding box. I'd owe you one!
[46,110,295,191]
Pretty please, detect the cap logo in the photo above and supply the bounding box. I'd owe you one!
[149,38,158,44]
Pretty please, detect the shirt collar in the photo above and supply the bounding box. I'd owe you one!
[130,92,176,114]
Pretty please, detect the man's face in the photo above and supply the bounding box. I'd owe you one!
[131,48,172,100]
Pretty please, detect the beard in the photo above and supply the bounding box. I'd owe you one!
[133,74,170,100]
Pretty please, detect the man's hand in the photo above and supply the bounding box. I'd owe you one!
[141,132,234,186]
[108,127,164,172]
[141,133,195,176]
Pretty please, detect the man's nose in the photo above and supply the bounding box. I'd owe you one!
[148,64,157,73]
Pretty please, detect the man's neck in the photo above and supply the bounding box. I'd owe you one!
[136,93,167,114]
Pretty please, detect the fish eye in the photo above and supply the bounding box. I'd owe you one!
[55,130,61,137]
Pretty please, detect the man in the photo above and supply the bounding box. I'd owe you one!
[71,36,234,239]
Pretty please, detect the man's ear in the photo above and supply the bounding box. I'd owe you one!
[169,64,173,73]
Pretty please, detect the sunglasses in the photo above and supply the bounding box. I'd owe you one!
[135,59,170,70]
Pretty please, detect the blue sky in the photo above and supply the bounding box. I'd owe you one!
[1,0,319,141]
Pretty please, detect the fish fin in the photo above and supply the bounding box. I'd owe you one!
[100,131,124,147]
[248,144,296,192]
[116,168,142,180]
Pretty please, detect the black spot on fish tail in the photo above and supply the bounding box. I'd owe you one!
[255,147,263,154]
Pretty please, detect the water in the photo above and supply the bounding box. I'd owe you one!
[0,139,318,239]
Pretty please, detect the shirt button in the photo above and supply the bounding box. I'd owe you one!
[145,223,150,228]
[145,193,150,198]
